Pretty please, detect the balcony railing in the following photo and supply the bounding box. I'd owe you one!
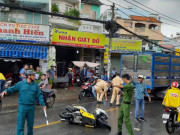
[135,28,146,33]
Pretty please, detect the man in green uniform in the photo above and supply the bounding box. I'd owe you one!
[35,66,43,84]
[1,70,46,135]
[113,74,134,135]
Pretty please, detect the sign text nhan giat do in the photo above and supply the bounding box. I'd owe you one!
[52,28,105,49]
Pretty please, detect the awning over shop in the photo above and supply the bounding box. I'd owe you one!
[0,44,48,59]
[72,61,100,68]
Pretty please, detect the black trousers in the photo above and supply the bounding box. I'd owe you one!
[69,78,73,87]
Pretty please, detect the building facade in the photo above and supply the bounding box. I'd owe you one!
[0,0,50,75]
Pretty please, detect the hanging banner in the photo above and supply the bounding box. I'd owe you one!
[105,38,142,53]
[104,48,109,64]
[0,22,49,43]
[52,28,105,49]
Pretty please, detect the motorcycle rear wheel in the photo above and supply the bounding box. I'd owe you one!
[97,118,111,130]
[46,97,55,107]
[79,91,85,100]
[166,120,175,134]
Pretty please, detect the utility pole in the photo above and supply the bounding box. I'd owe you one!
[107,3,115,79]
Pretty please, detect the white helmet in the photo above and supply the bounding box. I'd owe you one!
[138,75,144,79]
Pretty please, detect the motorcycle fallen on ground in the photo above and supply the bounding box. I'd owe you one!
[79,82,112,100]
[59,105,111,130]
[162,107,180,134]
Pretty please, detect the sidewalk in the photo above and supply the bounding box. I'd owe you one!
[1,86,82,112]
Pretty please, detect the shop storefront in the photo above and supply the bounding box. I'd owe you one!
[51,28,105,77]
[0,22,49,79]
[103,38,142,75]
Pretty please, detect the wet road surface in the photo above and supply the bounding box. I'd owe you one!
[0,98,179,135]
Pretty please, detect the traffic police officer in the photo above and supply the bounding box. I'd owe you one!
[1,70,46,135]
[113,74,134,135]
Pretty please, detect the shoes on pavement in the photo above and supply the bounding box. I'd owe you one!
[115,132,122,135]
[135,118,140,123]
[116,104,120,106]
[139,118,146,122]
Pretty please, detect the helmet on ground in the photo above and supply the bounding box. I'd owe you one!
[26,70,36,77]
[171,82,179,88]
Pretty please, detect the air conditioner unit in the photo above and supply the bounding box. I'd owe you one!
[0,6,10,11]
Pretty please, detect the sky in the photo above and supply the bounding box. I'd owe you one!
[99,0,180,37]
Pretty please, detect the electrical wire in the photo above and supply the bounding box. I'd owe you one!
[106,0,180,45]
[124,0,180,25]
[0,2,179,53]
[131,0,180,23]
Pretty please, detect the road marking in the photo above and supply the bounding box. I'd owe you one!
[34,107,119,129]
[34,121,62,129]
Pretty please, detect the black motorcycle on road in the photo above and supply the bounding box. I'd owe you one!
[162,107,180,134]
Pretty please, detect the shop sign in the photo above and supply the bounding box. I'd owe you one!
[0,22,49,43]
[52,28,105,49]
[105,38,142,53]
[104,48,109,64]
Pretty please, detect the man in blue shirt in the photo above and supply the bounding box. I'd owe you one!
[19,64,29,81]
[1,70,46,135]
[47,65,56,89]
[102,72,109,82]
[130,74,151,122]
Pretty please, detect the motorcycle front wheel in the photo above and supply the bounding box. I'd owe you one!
[166,119,175,134]
[46,97,55,107]
[97,118,111,130]
[79,91,85,100]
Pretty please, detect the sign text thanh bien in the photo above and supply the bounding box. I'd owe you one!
[0,22,49,43]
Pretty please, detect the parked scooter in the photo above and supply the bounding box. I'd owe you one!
[36,90,56,108]
[59,105,111,130]
[162,107,180,134]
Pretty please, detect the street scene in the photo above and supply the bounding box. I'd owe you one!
[0,0,180,135]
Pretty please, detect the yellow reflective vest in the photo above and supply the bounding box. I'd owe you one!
[162,87,180,108]
[0,73,5,80]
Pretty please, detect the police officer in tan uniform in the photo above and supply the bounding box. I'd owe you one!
[110,73,124,106]
[94,79,109,103]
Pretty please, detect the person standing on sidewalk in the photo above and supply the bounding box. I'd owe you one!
[1,70,46,135]
[35,66,43,84]
[20,64,29,81]
[47,65,56,89]
[113,74,134,135]
[66,68,74,90]
[130,74,151,122]
[0,72,6,93]
[110,73,123,106]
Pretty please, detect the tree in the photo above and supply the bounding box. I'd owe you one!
[51,3,59,13]
[65,9,81,26]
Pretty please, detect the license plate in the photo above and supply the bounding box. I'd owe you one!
[162,114,170,119]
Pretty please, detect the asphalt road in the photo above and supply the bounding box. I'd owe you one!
[0,98,179,135]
